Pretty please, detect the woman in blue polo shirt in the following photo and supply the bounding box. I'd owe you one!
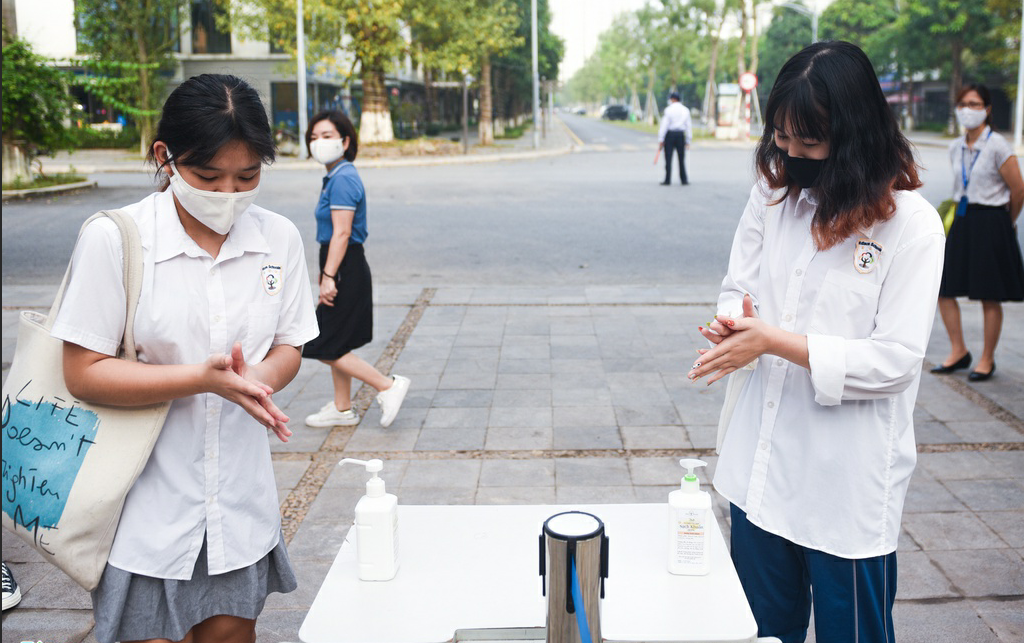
[302,110,410,428]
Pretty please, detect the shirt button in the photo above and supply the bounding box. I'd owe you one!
[760,442,769,451]
[776,358,784,366]
[784,314,793,322]
[795,269,803,276]
[767,401,775,408]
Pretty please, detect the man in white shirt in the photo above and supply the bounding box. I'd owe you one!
[657,91,692,185]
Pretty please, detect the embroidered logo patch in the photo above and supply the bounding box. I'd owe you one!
[854,238,882,274]
[261,264,283,296]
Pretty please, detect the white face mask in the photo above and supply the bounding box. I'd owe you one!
[167,160,260,235]
[955,106,987,131]
[309,137,346,166]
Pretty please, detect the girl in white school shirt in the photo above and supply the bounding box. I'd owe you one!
[52,74,318,643]
[690,42,944,642]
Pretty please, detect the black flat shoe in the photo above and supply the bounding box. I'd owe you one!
[968,363,995,382]
[659,181,671,186]
[930,352,972,374]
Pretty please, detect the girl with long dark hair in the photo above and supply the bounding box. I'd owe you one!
[689,42,945,642]
[54,74,318,643]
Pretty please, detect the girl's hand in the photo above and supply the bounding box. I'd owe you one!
[690,295,770,385]
[319,275,338,307]
[205,345,292,442]
[699,293,756,345]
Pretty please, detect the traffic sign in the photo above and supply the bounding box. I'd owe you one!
[739,72,758,92]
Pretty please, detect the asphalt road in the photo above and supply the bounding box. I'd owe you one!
[2,118,966,289]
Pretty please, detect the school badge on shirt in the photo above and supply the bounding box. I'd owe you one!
[261,264,283,295]
[854,238,882,274]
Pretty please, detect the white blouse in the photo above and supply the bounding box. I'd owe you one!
[52,190,318,579]
[713,183,945,559]
[950,126,1013,207]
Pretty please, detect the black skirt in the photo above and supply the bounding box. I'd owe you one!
[939,203,1024,302]
[302,243,374,360]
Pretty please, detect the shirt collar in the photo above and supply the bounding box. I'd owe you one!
[963,126,992,151]
[327,160,349,178]
[151,189,271,263]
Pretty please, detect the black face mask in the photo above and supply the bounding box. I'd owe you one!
[781,152,825,189]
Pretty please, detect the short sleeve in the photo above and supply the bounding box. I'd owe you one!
[989,135,1012,170]
[51,218,127,356]
[327,171,363,210]
[272,220,319,348]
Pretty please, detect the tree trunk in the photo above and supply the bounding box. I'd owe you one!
[750,1,760,75]
[478,52,493,145]
[736,0,749,78]
[948,38,963,135]
[705,21,723,124]
[424,68,435,130]
[2,140,32,184]
[135,23,152,156]
[360,65,394,144]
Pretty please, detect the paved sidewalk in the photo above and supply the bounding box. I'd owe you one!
[2,280,1022,643]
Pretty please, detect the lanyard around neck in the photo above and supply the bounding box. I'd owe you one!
[961,129,993,190]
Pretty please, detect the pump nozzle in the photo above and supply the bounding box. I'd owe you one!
[678,458,707,493]
[340,458,386,497]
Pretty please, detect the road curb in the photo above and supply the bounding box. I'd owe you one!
[37,146,576,175]
[1,180,98,201]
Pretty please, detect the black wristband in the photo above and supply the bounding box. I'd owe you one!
[322,271,336,280]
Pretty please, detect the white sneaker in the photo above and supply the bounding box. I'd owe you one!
[305,402,360,428]
[2,562,21,611]
[376,375,410,428]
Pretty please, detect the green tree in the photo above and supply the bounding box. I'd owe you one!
[756,4,812,101]
[2,34,78,183]
[74,0,185,154]
[898,0,994,131]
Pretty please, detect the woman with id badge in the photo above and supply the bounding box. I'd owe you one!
[933,84,1024,381]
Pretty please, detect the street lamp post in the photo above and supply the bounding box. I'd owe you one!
[296,0,308,159]
[531,0,540,149]
[1015,11,1023,151]
[779,2,818,43]
[462,70,470,155]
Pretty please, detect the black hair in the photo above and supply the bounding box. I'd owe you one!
[306,110,359,161]
[147,74,275,172]
[955,83,993,128]
[755,41,921,250]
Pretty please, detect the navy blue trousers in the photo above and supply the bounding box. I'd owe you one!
[730,504,897,643]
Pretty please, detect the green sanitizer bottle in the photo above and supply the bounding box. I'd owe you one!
[668,458,711,576]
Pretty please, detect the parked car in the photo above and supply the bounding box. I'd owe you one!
[601,105,630,121]
[574,106,586,115]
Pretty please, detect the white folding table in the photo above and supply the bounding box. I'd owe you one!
[299,503,758,643]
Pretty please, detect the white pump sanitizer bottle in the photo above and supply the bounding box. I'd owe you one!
[339,458,399,581]
[668,458,711,575]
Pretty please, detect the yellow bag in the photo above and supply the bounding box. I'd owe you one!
[938,199,955,235]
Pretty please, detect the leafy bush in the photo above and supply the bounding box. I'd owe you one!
[74,125,141,149]
[3,172,87,191]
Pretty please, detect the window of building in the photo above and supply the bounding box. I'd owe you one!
[192,0,231,54]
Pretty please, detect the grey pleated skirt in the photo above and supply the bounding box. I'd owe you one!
[91,535,297,643]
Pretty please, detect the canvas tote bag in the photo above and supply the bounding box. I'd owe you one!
[2,209,170,591]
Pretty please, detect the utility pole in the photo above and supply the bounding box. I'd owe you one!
[296,0,308,159]
[463,71,470,155]
[1016,11,1023,151]
[531,0,540,149]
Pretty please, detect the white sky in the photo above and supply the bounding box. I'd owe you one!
[550,0,649,82]
[549,0,835,82]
